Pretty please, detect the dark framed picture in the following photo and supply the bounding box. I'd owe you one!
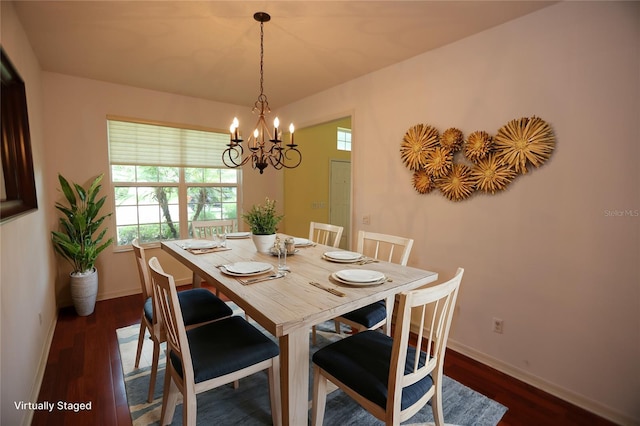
[1,47,38,222]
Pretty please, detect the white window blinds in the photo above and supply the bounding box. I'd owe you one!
[107,119,228,168]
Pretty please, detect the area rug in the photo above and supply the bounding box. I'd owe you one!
[117,303,507,425]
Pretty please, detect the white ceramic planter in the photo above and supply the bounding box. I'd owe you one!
[251,234,277,253]
[70,268,98,316]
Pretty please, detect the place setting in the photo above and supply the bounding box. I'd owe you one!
[180,239,231,254]
[293,237,316,247]
[225,231,251,239]
[218,261,286,285]
[322,250,379,265]
[330,269,388,287]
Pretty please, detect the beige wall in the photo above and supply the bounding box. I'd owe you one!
[279,2,639,424]
[1,3,58,425]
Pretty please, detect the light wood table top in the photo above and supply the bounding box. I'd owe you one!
[162,236,438,425]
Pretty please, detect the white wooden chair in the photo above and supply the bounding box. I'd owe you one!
[312,268,464,426]
[191,219,235,239]
[148,256,281,426]
[309,221,344,248]
[357,230,414,266]
[333,230,414,335]
[131,239,233,402]
[191,219,235,292]
[308,222,345,343]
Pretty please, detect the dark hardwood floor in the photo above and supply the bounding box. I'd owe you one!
[33,286,616,425]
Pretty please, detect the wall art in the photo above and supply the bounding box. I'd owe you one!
[401,116,555,201]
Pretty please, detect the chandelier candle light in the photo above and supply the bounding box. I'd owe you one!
[222,12,301,174]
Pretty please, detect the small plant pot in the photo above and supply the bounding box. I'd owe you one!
[251,234,277,254]
[70,268,98,316]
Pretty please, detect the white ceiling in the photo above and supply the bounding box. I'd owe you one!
[11,1,555,108]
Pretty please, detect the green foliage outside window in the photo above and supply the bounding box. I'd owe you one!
[112,165,238,246]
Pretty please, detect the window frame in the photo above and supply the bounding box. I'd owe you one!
[107,117,241,249]
[337,127,352,152]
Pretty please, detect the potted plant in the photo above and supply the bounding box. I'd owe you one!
[51,173,113,316]
[242,197,283,253]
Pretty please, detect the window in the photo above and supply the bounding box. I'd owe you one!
[108,118,239,246]
[337,127,351,151]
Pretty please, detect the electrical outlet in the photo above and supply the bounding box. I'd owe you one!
[492,317,504,334]
[362,215,371,225]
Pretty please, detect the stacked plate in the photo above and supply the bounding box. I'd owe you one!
[331,269,387,286]
[293,237,314,247]
[220,261,273,277]
[226,232,251,239]
[322,251,364,263]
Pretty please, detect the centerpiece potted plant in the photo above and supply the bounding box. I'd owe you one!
[242,197,283,253]
[51,173,113,316]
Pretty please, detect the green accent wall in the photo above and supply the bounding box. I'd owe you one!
[283,117,351,239]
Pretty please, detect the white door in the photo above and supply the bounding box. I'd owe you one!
[329,160,351,249]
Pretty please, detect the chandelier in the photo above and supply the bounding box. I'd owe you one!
[222,12,302,174]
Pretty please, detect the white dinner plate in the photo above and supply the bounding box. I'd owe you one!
[226,232,251,239]
[323,251,363,263]
[184,240,217,249]
[221,262,273,277]
[293,238,313,247]
[331,271,387,287]
[335,269,385,283]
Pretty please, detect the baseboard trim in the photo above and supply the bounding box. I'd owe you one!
[94,278,194,303]
[23,313,58,426]
[447,339,634,426]
[96,287,142,301]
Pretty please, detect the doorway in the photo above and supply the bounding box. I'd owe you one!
[283,116,352,247]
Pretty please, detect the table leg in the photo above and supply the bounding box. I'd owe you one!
[384,294,394,336]
[191,272,202,288]
[279,328,310,426]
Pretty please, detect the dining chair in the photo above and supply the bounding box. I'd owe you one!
[333,230,414,336]
[147,256,281,426]
[191,219,235,239]
[132,239,233,402]
[191,219,235,292]
[312,268,464,426]
[309,222,345,343]
[309,222,344,248]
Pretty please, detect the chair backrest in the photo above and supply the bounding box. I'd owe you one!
[356,230,414,266]
[309,222,344,248]
[192,219,235,239]
[389,268,463,418]
[132,238,152,300]
[147,256,194,385]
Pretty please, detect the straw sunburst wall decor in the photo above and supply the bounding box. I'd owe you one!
[472,154,517,194]
[494,116,555,174]
[400,124,439,170]
[412,169,435,194]
[400,116,555,201]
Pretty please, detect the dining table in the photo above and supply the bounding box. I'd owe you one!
[161,235,438,425]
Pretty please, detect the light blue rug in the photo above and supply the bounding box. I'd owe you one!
[117,304,507,425]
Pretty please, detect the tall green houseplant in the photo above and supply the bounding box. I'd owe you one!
[51,173,113,274]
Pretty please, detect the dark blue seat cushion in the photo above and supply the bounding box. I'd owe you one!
[143,288,232,326]
[312,330,433,410]
[340,300,387,328]
[170,316,279,384]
